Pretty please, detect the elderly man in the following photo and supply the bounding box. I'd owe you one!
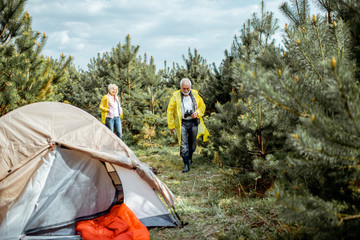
[167,78,209,173]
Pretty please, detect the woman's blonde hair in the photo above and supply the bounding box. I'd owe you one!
[108,83,118,92]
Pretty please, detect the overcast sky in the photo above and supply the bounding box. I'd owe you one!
[25,0,320,71]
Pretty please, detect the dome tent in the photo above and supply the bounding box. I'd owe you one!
[0,102,180,239]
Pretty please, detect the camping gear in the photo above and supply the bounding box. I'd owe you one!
[76,203,150,240]
[0,102,180,240]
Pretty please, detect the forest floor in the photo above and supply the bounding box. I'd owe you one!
[134,146,299,240]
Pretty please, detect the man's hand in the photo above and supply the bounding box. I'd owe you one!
[170,128,176,134]
[191,111,198,119]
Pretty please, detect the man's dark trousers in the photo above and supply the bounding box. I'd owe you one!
[180,119,198,172]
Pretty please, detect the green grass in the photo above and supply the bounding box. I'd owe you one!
[133,145,302,240]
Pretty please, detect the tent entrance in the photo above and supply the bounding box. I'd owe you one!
[105,162,124,202]
[113,165,179,227]
[106,162,179,227]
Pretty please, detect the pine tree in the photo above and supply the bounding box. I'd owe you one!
[130,54,169,148]
[249,11,360,238]
[58,64,88,109]
[0,0,26,46]
[164,48,212,91]
[136,54,167,116]
[75,35,141,120]
[280,0,310,26]
[203,0,279,114]
[312,0,336,23]
[321,0,360,79]
[76,35,171,145]
[201,51,235,113]
[205,1,288,196]
[0,6,71,116]
[108,34,140,98]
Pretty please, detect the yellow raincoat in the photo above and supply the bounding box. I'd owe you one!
[99,94,123,124]
[167,89,209,145]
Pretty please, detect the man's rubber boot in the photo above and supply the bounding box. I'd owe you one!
[182,157,190,173]
[189,152,193,165]
[182,164,190,173]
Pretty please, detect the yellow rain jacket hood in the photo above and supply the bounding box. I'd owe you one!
[167,89,209,145]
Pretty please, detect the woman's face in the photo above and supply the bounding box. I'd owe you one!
[109,87,118,96]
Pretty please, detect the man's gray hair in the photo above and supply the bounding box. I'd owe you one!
[180,78,191,88]
[108,83,118,92]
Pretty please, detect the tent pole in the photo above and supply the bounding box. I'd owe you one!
[162,197,187,228]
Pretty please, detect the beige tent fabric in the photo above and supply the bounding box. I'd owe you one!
[0,153,45,225]
[0,102,175,210]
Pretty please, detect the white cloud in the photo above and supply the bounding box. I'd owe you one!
[63,22,92,38]
[25,0,303,70]
[157,36,200,48]
[51,31,70,45]
[133,21,159,33]
[85,1,109,14]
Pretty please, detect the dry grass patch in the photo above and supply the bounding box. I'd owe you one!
[133,146,302,240]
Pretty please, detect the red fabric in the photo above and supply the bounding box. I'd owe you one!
[76,204,150,240]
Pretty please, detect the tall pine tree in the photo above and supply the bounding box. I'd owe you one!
[163,48,212,92]
[249,11,360,238]
[205,1,289,196]
[280,0,310,26]
[0,4,71,116]
[130,54,169,148]
[72,35,141,119]
[108,34,140,99]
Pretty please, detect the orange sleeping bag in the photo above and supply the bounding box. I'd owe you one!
[76,203,150,240]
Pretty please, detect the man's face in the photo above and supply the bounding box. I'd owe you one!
[181,82,191,95]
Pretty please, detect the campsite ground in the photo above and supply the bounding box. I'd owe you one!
[134,146,300,240]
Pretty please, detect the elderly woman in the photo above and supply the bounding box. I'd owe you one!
[99,84,123,139]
